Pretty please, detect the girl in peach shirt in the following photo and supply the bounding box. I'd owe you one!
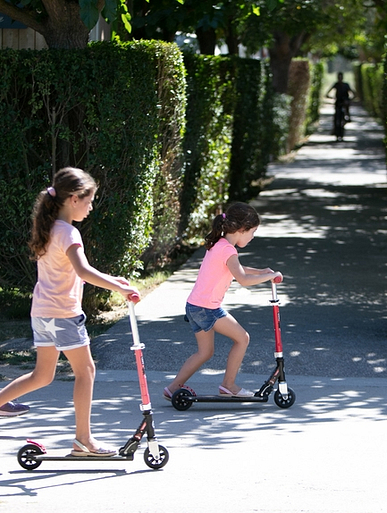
[0,167,139,456]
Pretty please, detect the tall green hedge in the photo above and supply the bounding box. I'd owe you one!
[180,54,276,239]
[354,61,385,121]
[0,41,320,302]
[0,41,186,302]
[228,58,267,201]
[179,54,234,240]
[306,61,325,133]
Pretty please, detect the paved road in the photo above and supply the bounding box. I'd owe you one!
[92,100,387,381]
[1,101,386,513]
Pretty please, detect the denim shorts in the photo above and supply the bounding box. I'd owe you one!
[31,313,90,351]
[185,302,227,333]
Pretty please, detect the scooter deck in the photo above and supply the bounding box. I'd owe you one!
[34,453,134,462]
[182,394,269,403]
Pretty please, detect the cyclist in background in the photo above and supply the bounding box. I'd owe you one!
[326,71,356,122]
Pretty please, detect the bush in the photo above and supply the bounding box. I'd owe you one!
[359,62,384,120]
[179,54,233,240]
[228,57,268,201]
[0,42,318,308]
[0,41,186,313]
[180,54,275,236]
[306,61,324,133]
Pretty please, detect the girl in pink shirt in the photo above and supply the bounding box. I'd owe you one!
[0,167,139,456]
[164,202,283,399]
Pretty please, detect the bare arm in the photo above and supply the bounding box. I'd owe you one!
[226,255,282,287]
[242,265,275,275]
[325,84,334,98]
[67,244,140,300]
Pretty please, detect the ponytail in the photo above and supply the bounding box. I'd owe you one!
[205,202,260,250]
[28,167,97,259]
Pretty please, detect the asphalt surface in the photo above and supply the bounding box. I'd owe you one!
[1,100,386,513]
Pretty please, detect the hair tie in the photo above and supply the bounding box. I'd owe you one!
[47,186,56,197]
[222,213,226,219]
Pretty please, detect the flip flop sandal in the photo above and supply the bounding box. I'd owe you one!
[219,385,254,398]
[163,384,197,401]
[71,439,117,457]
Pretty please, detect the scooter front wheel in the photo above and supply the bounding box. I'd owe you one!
[144,445,169,469]
[17,444,44,470]
[274,388,296,409]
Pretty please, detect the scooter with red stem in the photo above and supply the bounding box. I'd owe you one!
[17,295,169,471]
[171,278,296,411]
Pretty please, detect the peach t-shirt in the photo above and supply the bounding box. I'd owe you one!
[187,237,237,309]
[31,220,84,318]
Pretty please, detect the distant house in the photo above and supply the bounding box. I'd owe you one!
[0,13,110,50]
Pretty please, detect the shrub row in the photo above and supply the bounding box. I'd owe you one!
[354,62,385,121]
[0,41,185,308]
[0,42,318,307]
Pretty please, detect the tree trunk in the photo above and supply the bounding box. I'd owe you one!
[196,26,216,55]
[0,0,97,49]
[225,17,239,56]
[41,1,90,49]
[268,30,309,94]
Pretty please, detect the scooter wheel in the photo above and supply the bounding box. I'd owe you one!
[171,389,193,411]
[144,445,169,470]
[17,444,44,470]
[274,388,296,409]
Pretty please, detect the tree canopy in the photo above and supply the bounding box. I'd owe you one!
[1,0,385,92]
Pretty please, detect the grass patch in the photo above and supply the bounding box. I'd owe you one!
[0,350,35,366]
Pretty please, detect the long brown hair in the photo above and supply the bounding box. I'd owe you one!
[29,167,97,259]
[205,202,260,250]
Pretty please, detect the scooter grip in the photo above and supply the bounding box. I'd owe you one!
[128,293,140,304]
[273,275,283,283]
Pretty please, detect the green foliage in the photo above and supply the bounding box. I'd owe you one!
[0,288,32,320]
[179,54,233,240]
[141,42,187,270]
[269,92,292,158]
[229,57,268,201]
[0,39,318,309]
[384,50,387,166]
[179,54,288,237]
[306,60,324,133]
[0,41,186,314]
[357,62,385,121]
[257,60,289,161]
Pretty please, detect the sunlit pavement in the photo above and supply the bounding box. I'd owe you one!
[1,101,386,512]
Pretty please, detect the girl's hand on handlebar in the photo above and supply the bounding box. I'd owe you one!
[119,285,140,302]
[272,272,283,283]
[128,292,141,304]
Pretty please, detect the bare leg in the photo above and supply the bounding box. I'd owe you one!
[63,345,98,452]
[168,329,215,394]
[0,346,58,406]
[213,313,250,395]
[168,313,249,395]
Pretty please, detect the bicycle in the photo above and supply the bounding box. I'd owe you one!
[333,99,346,142]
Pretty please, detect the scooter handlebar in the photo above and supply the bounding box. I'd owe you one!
[128,293,140,304]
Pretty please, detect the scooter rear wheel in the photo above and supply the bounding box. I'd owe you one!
[144,445,169,469]
[17,444,44,470]
[171,389,193,411]
[274,388,296,409]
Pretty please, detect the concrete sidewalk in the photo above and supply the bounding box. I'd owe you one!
[1,101,387,513]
